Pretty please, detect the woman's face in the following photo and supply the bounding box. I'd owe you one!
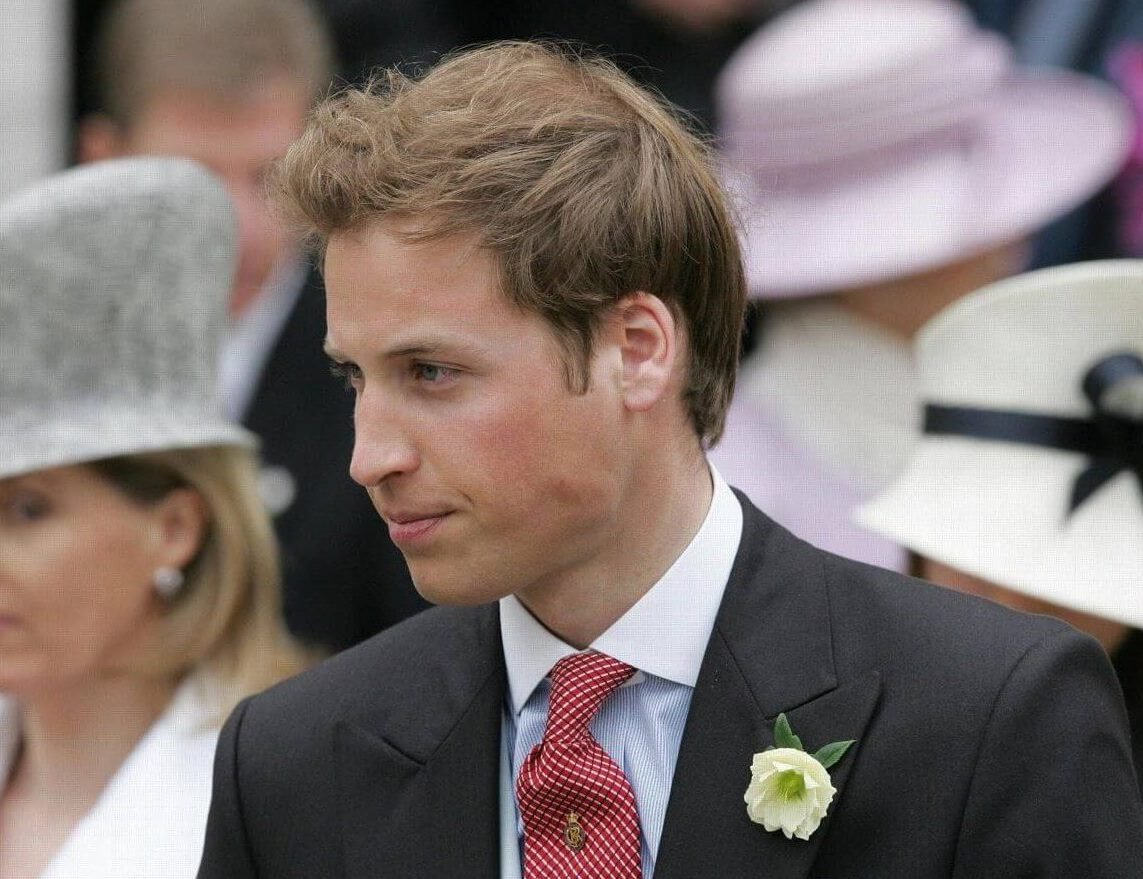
[920,557,1131,654]
[0,464,204,697]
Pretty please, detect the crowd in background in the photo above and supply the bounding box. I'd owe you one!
[2,0,1143,875]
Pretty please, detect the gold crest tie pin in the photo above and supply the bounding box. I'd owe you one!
[564,811,586,852]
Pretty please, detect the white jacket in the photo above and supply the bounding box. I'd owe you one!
[710,301,916,571]
[0,676,221,879]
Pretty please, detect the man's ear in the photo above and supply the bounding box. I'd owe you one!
[616,292,677,413]
[76,113,129,163]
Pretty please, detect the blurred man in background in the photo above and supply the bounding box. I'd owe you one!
[77,0,426,652]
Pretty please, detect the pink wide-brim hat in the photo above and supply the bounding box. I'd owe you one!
[717,0,1134,299]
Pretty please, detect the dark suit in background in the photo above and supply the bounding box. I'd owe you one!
[243,270,428,652]
[198,498,1143,877]
[1114,628,1143,784]
[966,0,1143,268]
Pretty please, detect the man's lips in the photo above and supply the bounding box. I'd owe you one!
[384,511,452,545]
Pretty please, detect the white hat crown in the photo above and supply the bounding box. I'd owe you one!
[0,157,254,480]
[919,260,1143,415]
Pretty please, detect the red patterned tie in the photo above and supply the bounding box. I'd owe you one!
[516,652,642,879]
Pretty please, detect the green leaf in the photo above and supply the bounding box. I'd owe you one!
[813,739,855,770]
[773,713,804,751]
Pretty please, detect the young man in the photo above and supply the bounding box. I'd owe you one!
[198,42,1143,877]
[78,0,426,651]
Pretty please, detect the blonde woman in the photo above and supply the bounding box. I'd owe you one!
[0,158,306,878]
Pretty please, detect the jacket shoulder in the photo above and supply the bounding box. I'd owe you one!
[737,491,1073,673]
[236,603,498,738]
[819,543,1074,675]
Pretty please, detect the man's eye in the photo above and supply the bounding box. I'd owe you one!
[413,363,453,383]
[329,361,363,391]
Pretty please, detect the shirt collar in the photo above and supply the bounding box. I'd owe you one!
[499,465,743,715]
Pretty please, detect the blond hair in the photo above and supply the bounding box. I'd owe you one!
[92,446,309,718]
[273,41,746,445]
[94,0,334,125]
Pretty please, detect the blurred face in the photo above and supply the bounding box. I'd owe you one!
[324,222,624,608]
[0,465,200,696]
[104,77,309,314]
[836,240,1031,339]
[920,557,1131,654]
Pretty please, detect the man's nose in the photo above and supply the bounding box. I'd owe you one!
[347,395,420,488]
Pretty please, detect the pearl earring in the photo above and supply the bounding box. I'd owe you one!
[153,566,185,599]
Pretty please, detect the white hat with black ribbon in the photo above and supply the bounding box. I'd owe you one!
[858,259,1143,628]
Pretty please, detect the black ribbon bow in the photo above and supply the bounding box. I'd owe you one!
[923,352,1143,514]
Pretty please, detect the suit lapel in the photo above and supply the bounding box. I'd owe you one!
[657,499,881,879]
[336,605,505,878]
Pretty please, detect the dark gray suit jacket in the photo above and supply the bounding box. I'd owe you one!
[198,496,1143,876]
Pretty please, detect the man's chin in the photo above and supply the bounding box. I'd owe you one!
[408,569,507,608]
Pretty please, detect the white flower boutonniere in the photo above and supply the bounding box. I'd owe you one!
[744,713,855,841]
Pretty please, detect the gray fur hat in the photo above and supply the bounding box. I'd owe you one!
[0,157,255,480]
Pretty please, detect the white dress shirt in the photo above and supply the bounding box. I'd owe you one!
[498,465,743,878]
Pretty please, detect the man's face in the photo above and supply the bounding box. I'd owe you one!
[107,77,309,312]
[324,221,626,608]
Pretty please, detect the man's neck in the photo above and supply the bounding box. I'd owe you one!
[515,443,713,649]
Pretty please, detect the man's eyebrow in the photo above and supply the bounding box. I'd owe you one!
[322,338,480,362]
[386,342,451,358]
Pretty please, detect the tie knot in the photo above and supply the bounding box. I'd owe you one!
[545,652,635,742]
